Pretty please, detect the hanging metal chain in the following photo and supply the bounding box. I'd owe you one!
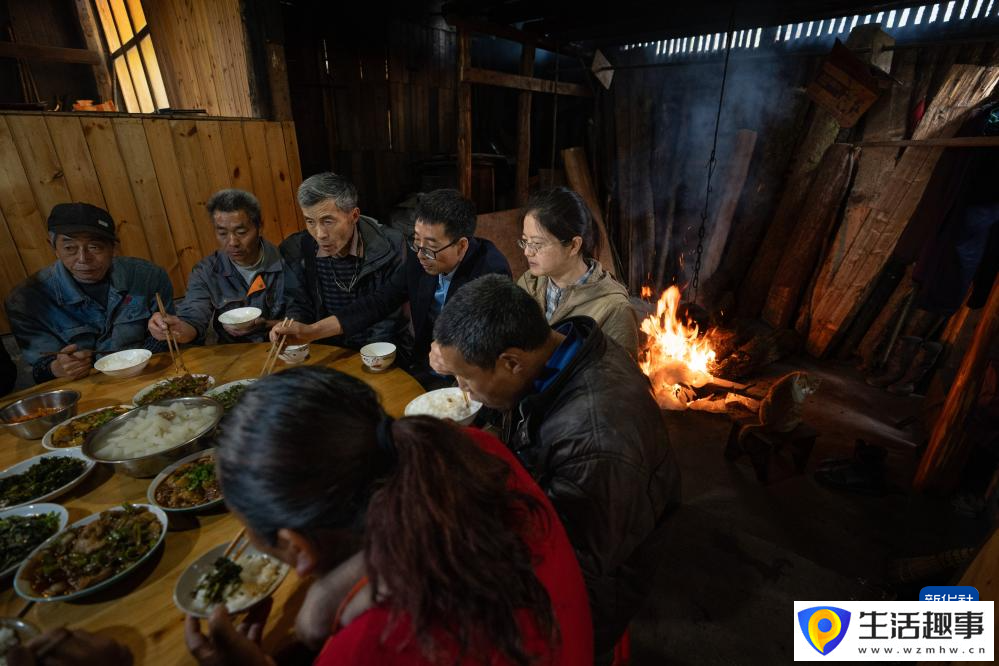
[692,8,736,303]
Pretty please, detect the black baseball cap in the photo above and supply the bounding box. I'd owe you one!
[47,203,116,241]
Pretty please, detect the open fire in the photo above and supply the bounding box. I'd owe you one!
[639,285,719,410]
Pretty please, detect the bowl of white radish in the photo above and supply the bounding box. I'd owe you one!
[82,396,223,478]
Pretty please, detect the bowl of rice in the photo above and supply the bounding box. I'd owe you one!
[82,396,223,478]
[404,387,482,426]
[93,349,152,379]
[174,541,289,618]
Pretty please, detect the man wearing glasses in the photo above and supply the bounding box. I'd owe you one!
[273,189,510,385]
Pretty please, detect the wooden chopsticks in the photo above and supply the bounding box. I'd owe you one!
[260,317,292,377]
[156,292,189,375]
[222,527,249,562]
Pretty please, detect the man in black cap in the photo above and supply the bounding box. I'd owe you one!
[5,202,173,384]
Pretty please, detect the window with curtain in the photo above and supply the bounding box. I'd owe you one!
[92,0,169,113]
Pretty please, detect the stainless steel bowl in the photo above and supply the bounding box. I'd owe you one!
[0,390,81,440]
[83,396,223,478]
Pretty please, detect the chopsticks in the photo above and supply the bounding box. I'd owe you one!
[260,317,292,377]
[156,292,189,375]
[223,527,249,562]
[461,388,471,408]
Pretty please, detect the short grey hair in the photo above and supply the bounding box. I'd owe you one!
[297,172,358,211]
[206,189,262,227]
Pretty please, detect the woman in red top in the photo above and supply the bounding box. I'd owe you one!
[185,366,592,666]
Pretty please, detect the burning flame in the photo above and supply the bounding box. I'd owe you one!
[639,285,717,410]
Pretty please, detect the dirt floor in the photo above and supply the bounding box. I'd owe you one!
[630,355,994,665]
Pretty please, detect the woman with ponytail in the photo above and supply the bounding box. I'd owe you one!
[516,187,639,357]
[184,365,592,666]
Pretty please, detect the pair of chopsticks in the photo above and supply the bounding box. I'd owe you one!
[260,317,292,377]
[156,293,189,375]
[223,528,249,562]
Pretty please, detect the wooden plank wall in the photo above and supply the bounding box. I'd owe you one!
[0,111,305,333]
[285,13,456,220]
[142,0,255,118]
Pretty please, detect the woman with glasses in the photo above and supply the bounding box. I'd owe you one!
[517,187,639,356]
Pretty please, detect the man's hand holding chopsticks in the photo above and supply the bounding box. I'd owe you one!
[50,344,94,380]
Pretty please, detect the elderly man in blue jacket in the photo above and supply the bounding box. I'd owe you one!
[6,203,172,384]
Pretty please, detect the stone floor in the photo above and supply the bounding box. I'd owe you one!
[629,356,993,665]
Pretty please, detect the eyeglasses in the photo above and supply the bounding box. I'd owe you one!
[517,239,570,254]
[408,236,461,260]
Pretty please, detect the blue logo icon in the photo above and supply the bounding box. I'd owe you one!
[798,606,851,655]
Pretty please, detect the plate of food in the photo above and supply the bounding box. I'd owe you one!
[148,449,223,513]
[404,387,482,426]
[41,405,133,450]
[0,504,69,579]
[0,618,40,660]
[14,503,168,603]
[204,379,255,412]
[0,450,95,511]
[174,541,289,618]
[132,374,215,407]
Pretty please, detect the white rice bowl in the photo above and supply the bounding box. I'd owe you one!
[404,387,482,426]
[93,403,219,461]
[189,552,287,615]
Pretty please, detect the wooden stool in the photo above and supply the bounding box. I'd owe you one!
[725,415,817,484]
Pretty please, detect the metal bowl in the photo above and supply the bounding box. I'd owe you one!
[0,390,81,440]
[82,396,223,478]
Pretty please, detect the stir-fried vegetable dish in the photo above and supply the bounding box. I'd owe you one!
[0,457,87,509]
[21,504,162,597]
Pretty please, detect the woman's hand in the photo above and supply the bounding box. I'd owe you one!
[185,602,275,666]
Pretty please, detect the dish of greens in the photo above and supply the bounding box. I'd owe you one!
[0,456,89,510]
[0,511,62,574]
[204,379,255,412]
[133,374,213,407]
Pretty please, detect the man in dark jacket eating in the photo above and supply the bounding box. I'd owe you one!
[429,274,681,659]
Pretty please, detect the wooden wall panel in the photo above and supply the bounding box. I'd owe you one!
[0,112,306,334]
[142,0,254,117]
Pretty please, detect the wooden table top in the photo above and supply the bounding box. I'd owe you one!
[0,343,425,665]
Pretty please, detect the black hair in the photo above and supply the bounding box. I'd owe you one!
[215,365,558,666]
[414,189,476,241]
[433,274,551,368]
[206,189,263,228]
[523,186,599,259]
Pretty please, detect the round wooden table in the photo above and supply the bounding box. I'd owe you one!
[0,343,425,665]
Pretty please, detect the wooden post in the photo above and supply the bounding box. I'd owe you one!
[562,146,615,276]
[457,29,472,199]
[515,43,535,207]
[762,143,856,329]
[914,272,999,491]
[265,42,294,121]
[699,129,757,282]
[73,0,113,103]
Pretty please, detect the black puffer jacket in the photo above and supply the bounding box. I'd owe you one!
[506,316,681,654]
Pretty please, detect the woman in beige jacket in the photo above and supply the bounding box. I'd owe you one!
[516,187,640,356]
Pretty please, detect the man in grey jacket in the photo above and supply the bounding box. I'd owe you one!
[430,274,680,659]
[279,172,407,350]
[148,189,309,345]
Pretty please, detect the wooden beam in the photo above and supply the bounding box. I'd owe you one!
[462,67,591,97]
[515,43,535,207]
[858,136,999,148]
[699,129,757,283]
[562,146,616,277]
[445,16,591,60]
[265,41,293,121]
[0,41,102,65]
[73,0,113,103]
[457,29,472,199]
[913,270,999,492]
